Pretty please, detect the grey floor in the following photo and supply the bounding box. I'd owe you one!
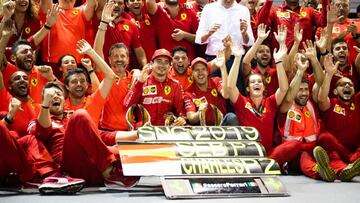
[0,175,359,203]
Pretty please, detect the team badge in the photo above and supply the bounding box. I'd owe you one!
[332,27,340,34]
[25,27,31,34]
[262,107,267,113]
[31,78,38,86]
[333,104,345,116]
[72,10,79,15]
[305,111,310,118]
[145,19,150,26]
[288,110,295,118]
[295,114,302,121]
[350,102,355,111]
[194,99,200,106]
[123,25,130,31]
[276,11,290,18]
[187,76,193,84]
[265,76,271,84]
[181,13,187,20]
[300,11,307,17]
[115,75,120,84]
[200,97,207,103]
[245,102,253,111]
[164,85,171,95]
[143,85,157,95]
[211,88,218,97]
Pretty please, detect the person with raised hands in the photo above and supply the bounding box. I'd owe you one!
[225,41,288,154]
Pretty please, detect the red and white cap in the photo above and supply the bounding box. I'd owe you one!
[151,49,172,61]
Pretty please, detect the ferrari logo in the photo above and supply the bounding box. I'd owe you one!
[123,25,130,31]
[25,27,31,34]
[305,111,310,118]
[300,11,307,17]
[334,104,345,116]
[245,102,253,111]
[164,85,171,95]
[333,27,340,34]
[277,11,290,18]
[145,19,150,26]
[265,76,271,84]
[211,88,218,97]
[181,13,187,20]
[31,78,38,86]
[72,10,79,15]
[262,107,267,113]
[350,102,355,111]
[187,76,193,84]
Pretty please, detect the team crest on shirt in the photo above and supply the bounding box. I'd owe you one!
[300,11,307,17]
[72,10,79,15]
[332,27,340,34]
[25,27,31,34]
[333,104,346,116]
[288,110,295,118]
[64,110,74,119]
[123,25,130,31]
[143,85,157,95]
[164,85,171,95]
[265,76,271,84]
[181,13,187,20]
[276,11,290,18]
[187,76,193,84]
[305,111,310,118]
[31,78,38,86]
[245,102,253,111]
[145,19,150,26]
[211,88,218,97]
[193,96,207,107]
[350,102,355,111]
[288,110,301,122]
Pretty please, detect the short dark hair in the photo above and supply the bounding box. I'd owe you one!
[42,81,66,100]
[331,38,347,52]
[171,46,188,57]
[108,43,129,57]
[11,39,32,56]
[63,68,89,86]
[58,54,77,67]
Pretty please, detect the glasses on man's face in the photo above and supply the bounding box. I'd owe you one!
[337,81,353,87]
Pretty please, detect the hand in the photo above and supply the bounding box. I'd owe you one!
[173,116,186,126]
[76,39,93,55]
[240,19,248,34]
[183,2,193,9]
[42,87,56,107]
[1,20,15,38]
[37,65,54,80]
[198,102,208,112]
[207,23,221,37]
[347,23,357,36]
[2,1,15,20]
[302,40,317,60]
[274,24,287,45]
[294,23,303,44]
[130,69,141,86]
[231,44,245,57]
[215,50,225,68]
[354,46,360,53]
[138,63,152,83]
[257,23,270,41]
[315,28,327,52]
[8,97,22,118]
[81,58,93,71]
[273,43,288,62]
[222,35,232,48]
[101,1,116,23]
[295,53,309,73]
[45,4,61,27]
[171,28,185,41]
[323,54,339,75]
[327,5,337,24]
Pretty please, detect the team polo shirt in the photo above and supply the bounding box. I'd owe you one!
[64,89,105,126]
[232,94,278,153]
[100,74,132,131]
[168,66,193,90]
[102,18,142,64]
[125,12,157,62]
[39,6,87,63]
[150,5,198,60]
[0,89,40,137]
[252,66,278,97]
[322,93,360,152]
[2,62,49,104]
[257,0,327,50]
[184,77,226,125]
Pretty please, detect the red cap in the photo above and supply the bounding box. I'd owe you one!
[191,57,208,68]
[151,49,172,61]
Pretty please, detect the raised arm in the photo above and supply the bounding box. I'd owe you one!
[37,88,56,128]
[227,45,245,103]
[0,1,15,39]
[81,58,100,91]
[325,5,337,51]
[318,54,339,111]
[215,50,228,99]
[134,47,147,67]
[242,23,270,76]
[273,44,289,106]
[280,54,309,113]
[354,46,360,78]
[77,39,116,100]
[83,0,97,21]
[288,23,303,73]
[0,20,14,69]
[40,0,52,14]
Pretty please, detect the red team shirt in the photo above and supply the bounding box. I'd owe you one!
[124,75,185,126]
[168,67,193,90]
[252,66,278,97]
[232,94,278,153]
[322,93,360,152]
[184,77,227,125]
[150,5,198,60]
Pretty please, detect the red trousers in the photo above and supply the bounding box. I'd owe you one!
[269,140,303,167]
[0,122,57,183]
[62,109,117,186]
[318,132,360,163]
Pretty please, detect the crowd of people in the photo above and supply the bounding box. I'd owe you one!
[0,0,360,195]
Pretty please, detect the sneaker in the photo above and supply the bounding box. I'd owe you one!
[313,146,336,182]
[339,158,360,182]
[38,174,85,195]
[104,162,140,188]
